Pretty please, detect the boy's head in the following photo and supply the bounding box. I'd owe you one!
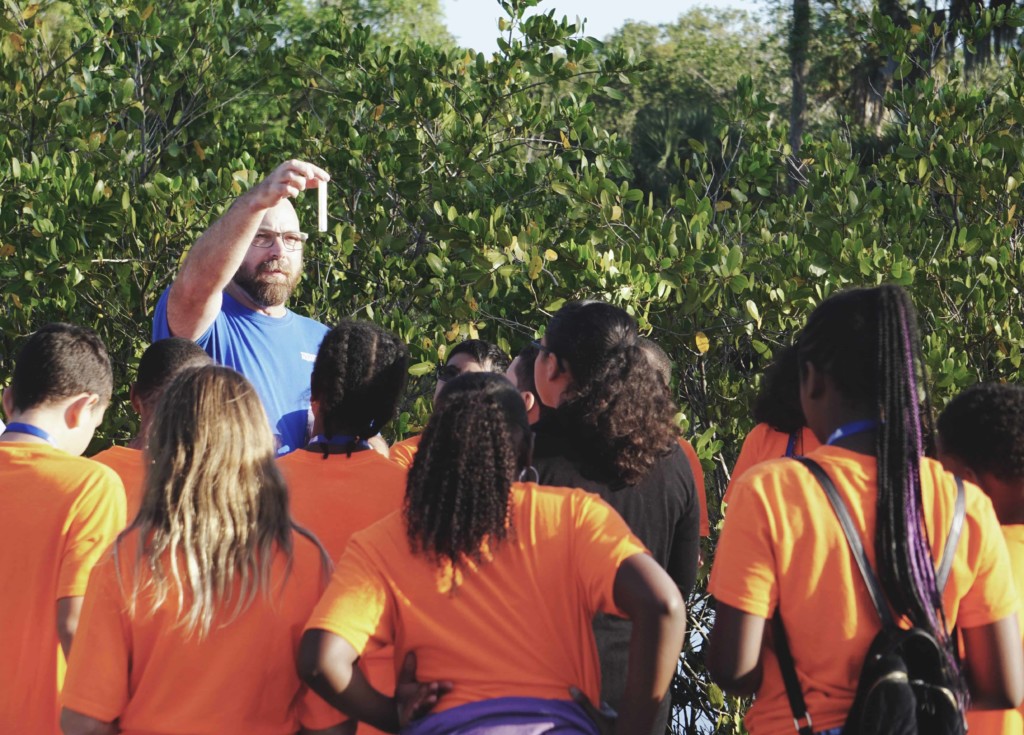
[937,382,1024,524]
[638,336,673,387]
[434,339,510,401]
[132,338,212,418]
[2,323,113,455]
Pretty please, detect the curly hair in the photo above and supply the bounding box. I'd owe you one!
[545,301,679,485]
[752,342,806,434]
[310,320,409,448]
[405,373,529,580]
[938,382,1024,481]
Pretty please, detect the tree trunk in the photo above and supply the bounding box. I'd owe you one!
[788,0,810,192]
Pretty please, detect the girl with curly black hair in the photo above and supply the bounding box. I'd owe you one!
[299,372,686,735]
[531,300,701,735]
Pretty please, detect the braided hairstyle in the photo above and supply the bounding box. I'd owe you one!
[752,342,806,435]
[798,285,963,696]
[310,320,409,450]
[405,372,529,579]
[544,301,678,485]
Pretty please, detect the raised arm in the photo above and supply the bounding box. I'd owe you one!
[165,160,328,339]
[611,553,687,735]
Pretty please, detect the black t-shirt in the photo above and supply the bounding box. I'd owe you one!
[532,410,699,731]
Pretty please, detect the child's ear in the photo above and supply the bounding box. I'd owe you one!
[521,391,536,414]
[64,393,101,430]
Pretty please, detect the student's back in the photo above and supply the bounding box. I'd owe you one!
[63,531,332,735]
[0,445,124,733]
[0,323,125,734]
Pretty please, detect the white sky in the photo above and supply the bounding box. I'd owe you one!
[441,0,761,55]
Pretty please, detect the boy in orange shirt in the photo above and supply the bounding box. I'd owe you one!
[939,382,1024,734]
[92,338,210,520]
[0,323,126,734]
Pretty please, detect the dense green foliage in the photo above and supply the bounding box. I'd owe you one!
[3,0,1024,731]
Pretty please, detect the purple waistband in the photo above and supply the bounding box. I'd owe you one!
[403,697,600,735]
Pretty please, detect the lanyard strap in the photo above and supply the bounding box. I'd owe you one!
[825,419,878,446]
[3,422,57,446]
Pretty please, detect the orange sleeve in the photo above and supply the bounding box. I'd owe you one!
[679,438,709,537]
[389,437,419,470]
[61,554,131,721]
[572,491,650,618]
[708,475,777,619]
[956,489,1020,629]
[304,535,394,655]
[57,471,127,599]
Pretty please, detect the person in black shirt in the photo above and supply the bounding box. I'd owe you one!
[532,300,700,735]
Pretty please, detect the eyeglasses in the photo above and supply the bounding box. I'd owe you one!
[436,364,463,382]
[251,230,309,252]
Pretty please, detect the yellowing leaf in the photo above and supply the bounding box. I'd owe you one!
[714,200,731,212]
[559,130,571,150]
[11,293,22,308]
[611,205,622,221]
[193,140,205,160]
[468,296,478,312]
[373,103,384,121]
[22,4,39,20]
[445,324,461,341]
[695,331,710,354]
[9,33,25,52]
[0,244,15,257]
[140,4,154,20]
[543,248,558,261]
[468,323,479,340]
[529,254,543,280]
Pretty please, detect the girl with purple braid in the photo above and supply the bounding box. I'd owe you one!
[705,285,1023,735]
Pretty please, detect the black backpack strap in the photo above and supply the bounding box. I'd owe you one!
[936,476,966,594]
[771,614,815,735]
[795,457,896,629]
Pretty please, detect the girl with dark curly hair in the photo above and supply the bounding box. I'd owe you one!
[299,372,686,735]
[531,300,701,735]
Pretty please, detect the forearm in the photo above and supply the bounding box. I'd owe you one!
[304,657,399,733]
[614,599,687,735]
[60,708,117,735]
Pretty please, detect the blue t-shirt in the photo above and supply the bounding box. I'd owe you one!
[153,288,328,454]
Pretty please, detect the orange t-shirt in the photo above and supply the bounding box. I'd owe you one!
[92,446,145,523]
[709,446,1017,735]
[62,531,340,734]
[0,443,126,735]
[965,524,1024,734]
[678,437,709,537]
[306,482,648,713]
[389,434,421,469]
[279,447,407,735]
[724,424,820,505]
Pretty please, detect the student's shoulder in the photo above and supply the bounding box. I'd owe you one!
[38,451,125,494]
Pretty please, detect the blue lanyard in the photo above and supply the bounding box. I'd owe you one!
[4,422,56,446]
[785,431,799,458]
[306,435,372,452]
[826,419,878,446]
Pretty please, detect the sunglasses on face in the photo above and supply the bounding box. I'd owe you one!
[436,364,463,382]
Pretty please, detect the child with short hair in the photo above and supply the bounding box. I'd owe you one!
[0,323,126,734]
[92,337,210,520]
[939,382,1024,734]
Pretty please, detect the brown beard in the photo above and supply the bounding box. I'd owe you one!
[232,257,301,308]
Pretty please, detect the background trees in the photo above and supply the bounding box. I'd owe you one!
[3,0,1024,732]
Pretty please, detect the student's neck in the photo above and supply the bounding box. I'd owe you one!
[821,410,878,456]
[225,282,288,318]
[0,409,63,446]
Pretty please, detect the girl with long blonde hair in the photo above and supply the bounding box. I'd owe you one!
[60,365,348,735]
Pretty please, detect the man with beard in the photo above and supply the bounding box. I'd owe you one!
[152,159,330,454]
